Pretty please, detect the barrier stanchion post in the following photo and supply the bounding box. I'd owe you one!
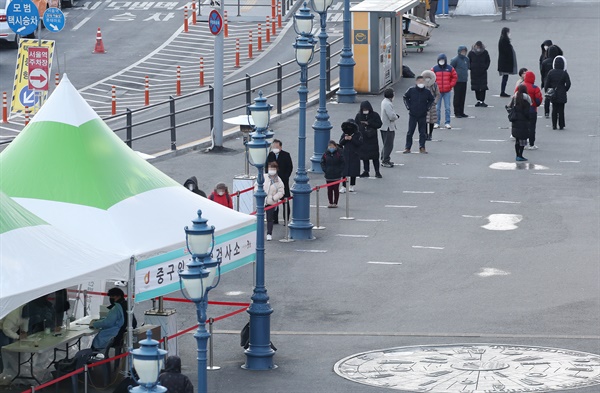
[55,73,59,86]
[144,75,150,105]
[271,0,276,20]
[30,386,34,393]
[277,0,282,28]
[83,290,88,316]
[164,336,169,351]
[111,85,116,115]
[84,364,88,393]
[207,318,221,370]
[266,16,271,43]
[176,65,181,96]
[257,23,262,51]
[199,57,205,87]
[1,92,7,123]
[224,11,229,37]
[272,13,276,36]
[279,200,294,242]
[236,193,240,211]
[192,0,197,25]
[24,106,29,126]
[340,178,354,220]
[183,6,189,32]
[235,38,240,67]
[313,185,325,230]
[248,31,253,59]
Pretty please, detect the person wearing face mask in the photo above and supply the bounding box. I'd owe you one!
[544,55,571,130]
[497,27,518,98]
[208,182,233,209]
[257,162,284,241]
[431,53,457,129]
[380,88,399,168]
[450,45,470,118]
[421,70,440,141]
[89,288,126,351]
[539,40,562,73]
[266,139,293,224]
[402,76,435,154]
[355,101,383,179]
[320,140,345,208]
[339,119,362,193]
[540,45,564,118]
[468,41,491,108]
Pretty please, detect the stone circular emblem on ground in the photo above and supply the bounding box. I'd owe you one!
[334,344,600,392]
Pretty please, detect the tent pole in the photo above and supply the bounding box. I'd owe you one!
[126,256,135,377]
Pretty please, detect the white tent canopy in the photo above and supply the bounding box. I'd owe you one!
[454,0,498,15]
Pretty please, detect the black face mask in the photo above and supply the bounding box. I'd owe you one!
[109,298,116,306]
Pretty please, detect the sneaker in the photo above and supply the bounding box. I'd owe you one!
[509,134,515,140]
[529,145,538,150]
[331,204,338,208]
[339,186,346,194]
[349,186,355,193]
[500,93,511,98]
[327,203,334,208]
[524,145,531,150]
[375,172,382,178]
[433,123,440,129]
[381,161,393,168]
[516,156,528,162]
[266,234,272,241]
[402,149,411,154]
[359,171,370,178]
[426,136,432,141]
[559,126,565,130]
[475,101,481,107]
[419,147,428,154]
[445,124,452,129]
[480,102,488,107]
[462,113,469,118]
[545,113,550,119]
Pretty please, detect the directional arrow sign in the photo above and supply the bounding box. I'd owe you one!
[43,8,66,33]
[19,86,39,106]
[6,0,39,36]
[29,69,48,90]
[28,47,50,91]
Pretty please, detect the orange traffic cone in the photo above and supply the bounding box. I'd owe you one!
[93,27,106,54]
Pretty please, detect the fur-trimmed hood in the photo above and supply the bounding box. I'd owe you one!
[421,70,436,87]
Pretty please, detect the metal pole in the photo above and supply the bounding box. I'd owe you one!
[195,299,210,393]
[310,11,332,174]
[339,178,354,220]
[207,318,221,370]
[84,364,88,393]
[212,1,225,149]
[289,53,314,240]
[279,201,293,242]
[126,256,135,378]
[502,0,507,20]
[83,290,88,317]
[236,193,241,211]
[337,0,356,103]
[314,186,325,229]
[244,157,275,370]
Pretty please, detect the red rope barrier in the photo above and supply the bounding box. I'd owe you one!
[230,185,254,197]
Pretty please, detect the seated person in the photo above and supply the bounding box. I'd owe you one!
[52,289,71,331]
[25,295,55,334]
[89,288,125,351]
[0,305,29,373]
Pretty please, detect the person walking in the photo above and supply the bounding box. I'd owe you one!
[428,0,439,27]
[266,139,293,224]
[320,140,345,208]
[421,70,440,141]
[517,71,543,150]
[540,45,563,119]
[379,88,399,167]
[355,101,383,178]
[256,162,284,241]
[468,41,491,107]
[497,27,517,97]
[508,84,531,161]
[208,182,233,209]
[431,53,457,129]
[544,55,571,130]
[450,45,470,117]
[403,76,435,154]
[158,356,194,393]
[339,119,362,193]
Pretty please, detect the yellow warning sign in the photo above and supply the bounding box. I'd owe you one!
[10,39,55,115]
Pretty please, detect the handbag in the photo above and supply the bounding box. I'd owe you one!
[506,105,518,122]
[545,88,556,99]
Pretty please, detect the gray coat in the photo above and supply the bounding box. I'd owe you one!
[450,46,470,83]
[380,98,399,131]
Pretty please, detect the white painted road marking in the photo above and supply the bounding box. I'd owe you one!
[367,261,402,265]
[462,150,491,154]
[559,160,580,163]
[490,200,521,204]
[533,173,563,176]
[477,268,510,277]
[418,176,449,180]
[295,250,328,253]
[412,246,445,250]
[356,219,388,222]
[336,234,369,238]
[482,214,523,231]
[225,291,245,296]
[403,191,435,194]
[462,215,483,218]
[72,17,91,31]
[385,205,417,208]
[479,139,506,142]
[442,163,460,165]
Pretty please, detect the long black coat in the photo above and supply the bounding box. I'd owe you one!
[544,58,571,104]
[509,98,531,140]
[468,48,490,91]
[354,111,382,160]
[339,129,363,177]
[540,45,562,89]
[266,150,293,197]
[320,149,345,181]
[158,357,193,393]
[497,36,516,74]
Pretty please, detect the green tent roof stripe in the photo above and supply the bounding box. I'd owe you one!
[0,193,48,235]
[0,118,180,210]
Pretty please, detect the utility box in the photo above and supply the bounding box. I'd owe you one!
[351,0,420,94]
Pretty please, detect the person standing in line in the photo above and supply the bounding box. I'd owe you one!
[508,84,532,161]
[431,53,457,129]
[158,356,194,393]
[497,27,517,97]
[266,139,293,224]
[208,182,233,209]
[421,70,440,141]
[468,41,491,107]
[380,88,399,168]
[540,45,563,119]
[539,40,562,75]
[320,140,345,208]
[255,162,284,241]
[451,45,470,118]
[428,0,439,27]
[402,76,435,154]
[544,55,571,130]
[514,67,528,91]
[356,101,383,179]
[339,119,363,193]
[517,71,543,150]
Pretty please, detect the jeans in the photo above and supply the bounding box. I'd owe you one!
[453,82,467,115]
[436,92,451,125]
[528,114,537,146]
[552,102,565,128]
[406,115,427,149]
[380,130,395,162]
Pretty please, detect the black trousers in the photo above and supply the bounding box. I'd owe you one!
[544,97,551,116]
[406,115,427,149]
[501,74,509,94]
[475,90,486,102]
[266,207,275,235]
[362,159,380,174]
[342,177,356,187]
[327,183,340,204]
[528,115,537,146]
[453,82,467,116]
[273,202,290,223]
[514,142,525,158]
[552,102,566,128]
[429,0,438,23]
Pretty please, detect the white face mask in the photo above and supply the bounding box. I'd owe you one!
[362,111,369,115]
[271,148,280,154]
[438,60,445,66]
[217,191,225,196]
[508,33,511,38]
[544,45,549,50]
[417,83,425,89]
[268,169,277,176]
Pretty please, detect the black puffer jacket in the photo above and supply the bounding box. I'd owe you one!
[158,356,193,393]
[540,45,563,88]
[509,95,531,140]
[468,44,491,91]
[338,120,363,177]
[354,101,383,160]
[544,56,571,104]
[497,34,516,74]
[320,148,345,180]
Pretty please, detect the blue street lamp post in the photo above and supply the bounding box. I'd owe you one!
[309,0,333,173]
[289,7,315,241]
[244,92,276,370]
[337,0,356,103]
[129,331,167,393]
[178,210,222,393]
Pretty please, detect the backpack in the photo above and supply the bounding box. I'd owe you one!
[209,192,231,206]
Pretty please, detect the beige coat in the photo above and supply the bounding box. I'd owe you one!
[255,175,285,206]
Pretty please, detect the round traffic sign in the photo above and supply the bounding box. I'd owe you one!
[208,10,223,36]
[29,69,48,90]
[6,0,40,37]
[43,8,66,32]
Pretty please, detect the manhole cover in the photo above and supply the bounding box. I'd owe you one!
[334,344,600,392]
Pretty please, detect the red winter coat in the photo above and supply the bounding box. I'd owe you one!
[431,64,458,93]
[516,71,543,112]
[208,191,233,209]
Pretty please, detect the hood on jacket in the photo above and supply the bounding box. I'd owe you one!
[164,356,182,373]
[553,55,567,71]
[471,41,485,53]
[436,53,447,64]
[546,45,561,61]
[524,71,536,84]
[421,70,436,87]
[359,100,374,113]
[457,45,468,55]
[541,39,553,52]
[341,119,358,135]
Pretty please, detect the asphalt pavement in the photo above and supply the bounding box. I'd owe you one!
[2,0,599,392]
